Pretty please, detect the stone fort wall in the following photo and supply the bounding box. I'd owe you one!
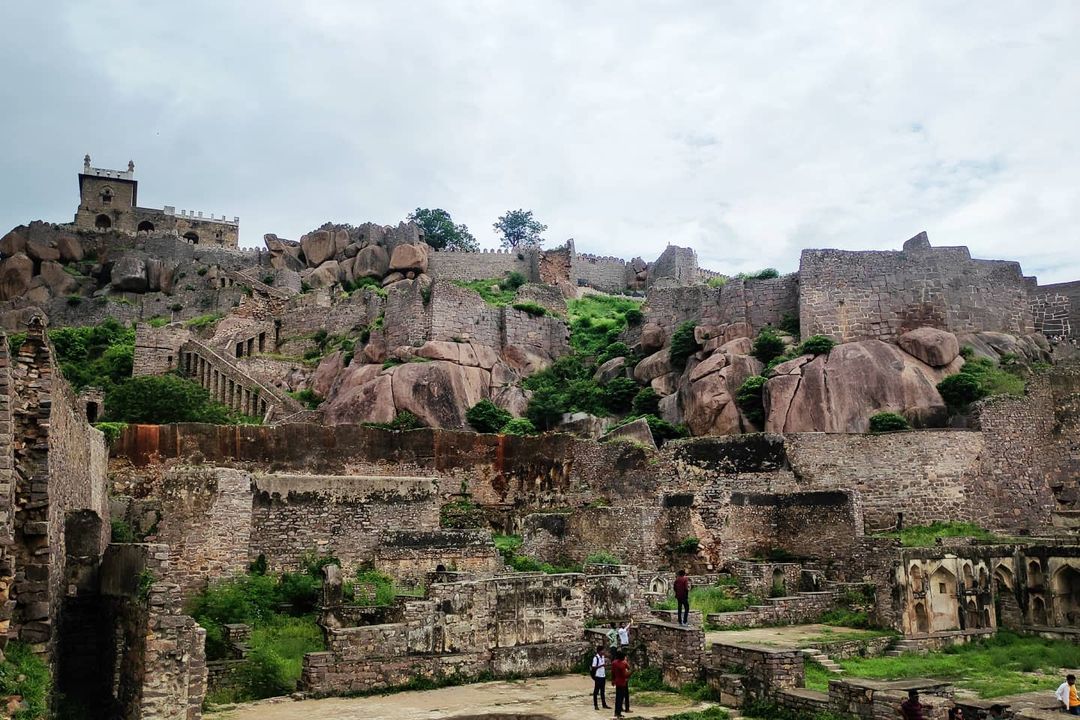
[798,234,1034,343]
[1032,279,1080,340]
[637,274,799,340]
[571,253,633,293]
[427,248,538,283]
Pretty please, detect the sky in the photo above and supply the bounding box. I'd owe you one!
[2,2,1079,283]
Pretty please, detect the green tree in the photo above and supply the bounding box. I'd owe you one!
[105,374,235,424]
[493,209,547,250]
[466,399,513,434]
[407,208,478,252]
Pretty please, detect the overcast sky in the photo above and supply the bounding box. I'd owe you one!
[2,2,1079,282]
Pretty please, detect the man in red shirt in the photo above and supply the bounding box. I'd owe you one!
[610,650,632,717]
[674,570,691,626]
[901,689,932,720]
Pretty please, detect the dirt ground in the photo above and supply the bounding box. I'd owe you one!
[705,623,883,648]
[213,674,713,720]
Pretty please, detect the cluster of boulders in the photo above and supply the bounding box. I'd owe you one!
[601,320,1052,436]
[313,339,528,428]
[264,221,434,291]
[0,222,182,305]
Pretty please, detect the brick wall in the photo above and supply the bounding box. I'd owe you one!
[0,334,13,654]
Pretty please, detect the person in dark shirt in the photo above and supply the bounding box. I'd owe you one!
[674,570,691,626]
[901,689,932,720]
[610,650,632,717]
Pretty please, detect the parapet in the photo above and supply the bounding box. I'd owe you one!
[162,206,239,226]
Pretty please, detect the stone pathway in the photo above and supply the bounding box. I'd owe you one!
[214,675,713,720]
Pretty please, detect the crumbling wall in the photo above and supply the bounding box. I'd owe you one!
[372,529,502,584]
[250,474,440,574]
[0,334,14,654]
[648,245,699,288]
[156,466,253,598]
[429,282,502,347]
[799,235,1034,343]
[571,253,631,292]
[133,324,191,376]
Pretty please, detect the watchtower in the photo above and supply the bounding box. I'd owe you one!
[74,155,139,233]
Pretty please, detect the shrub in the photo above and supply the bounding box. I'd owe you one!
[262,274,275,285]
[937,373,985,408]
[603,377,639,413]
[501,271,527,291]
[66,294,82,306]
[110,519,135,543]
[669,321,700,369]
[440,499,487,529]
[798,334,835,355]
[466,399,513,433]
[584,551,621,565]
[353,569,397,607]
[752,329,787,364]
[364,411,425,432]
[49,318,135,392]
[525,385,567,430]
[624,308,644,325]
[147,316,168,328]
[566,295,642,356]
[737,268,780,280]
[93,421,127,442]
[511,301,548,317]
[736,375,767,425]
[706,276,729,288]
[778,312,800,336]
[868,412,910,433]
[184,313,222,330]
[674,537,700,553]
[105,374,239,425]
[502,417,536,435]
[636,414,688,444]
[632,387,661,415]
[288,388,323,409]
[596,341,631,365]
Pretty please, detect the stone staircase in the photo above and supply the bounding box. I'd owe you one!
[884,639,927,657]
[178,338,304,423]
[801,648,844,674]
[227,268,294,300]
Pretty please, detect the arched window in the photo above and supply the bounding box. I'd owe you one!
[95,214,111,229]
[100,187,114,205]
[771,568,786,597]
[910,565,925,594]
[1028,560,1044,589]
[914,602,929,634]
[183,231,199,244]
[137,220,155,233]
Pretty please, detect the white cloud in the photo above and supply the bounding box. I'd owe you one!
[1,1,1078,281]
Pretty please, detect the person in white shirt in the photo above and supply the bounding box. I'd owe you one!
[1056,674,1080,715]
[590,645,610,710]
[617,619,633,650]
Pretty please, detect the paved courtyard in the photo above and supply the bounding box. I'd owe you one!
[215,674,712,720]
[705,623,885,648]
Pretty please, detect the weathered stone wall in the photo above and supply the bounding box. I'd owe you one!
[799,235,1034,343]
[571,253,632,293]
[383,277,431,348]
[0,334,14,654]
[521,506,666,568]
[633,621,705,687]
[428,248,537,283]
[133,324,191,376]
[156,466,253,598]
[1035,280,1080,340]
[301,574,589,696]
[502,305,570,359]
[429,282,501,347]
[372,529,502,585]
[648,245,699,288]
[250,474,440,575]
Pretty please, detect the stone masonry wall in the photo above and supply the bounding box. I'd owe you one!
[372,529,502,585]
[429,282,502,347]
[428,248,537,283]
[633,621,705,687]
[1035,280,1080,340]
[0,334,13,655]
[133,324,191,376]
[522,506,665,568]
[571,253,632,293]
[250,474,440,575]
[799,235,1034,343]
[156,466,253,598]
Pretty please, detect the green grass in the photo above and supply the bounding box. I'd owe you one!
[655,586,753,615]
[804,658,834,691]
[874,521,1005,547]
[636,691,692,707]
[566,294,643,356]
[817,631,1080,698]
[0,642,50,719]
[184,313,223,330]
[248,616,323,687]
[454,276,520,306]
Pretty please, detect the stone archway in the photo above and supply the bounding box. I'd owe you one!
[1031,595,1048,626]
[1052,565,1080,626]
[183,231,199,244]
[95,214,111,229]
[914,602,929,634]
[910,564,925,594]
[1028,560,1044,589]
[929,566,960,632]
[137,220,155,233]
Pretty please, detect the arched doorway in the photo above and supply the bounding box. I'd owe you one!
[914,602,930,634]
[1052,565,1080,626]
[95,214,111,229]
[994,565,1019,629]
[771,568,786,597]
[1028,560,1044,589]
[929,566,960,632]
[137,220,155,233]
[1031,595,1048,625]
[965,599,980,629]
[910,565,925,594]
[183,231,199,244]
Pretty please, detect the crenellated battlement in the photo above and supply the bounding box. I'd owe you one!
[163,206,239,226]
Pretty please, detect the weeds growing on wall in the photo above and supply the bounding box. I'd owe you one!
[566,294,643,356]
[493,533,581,574]
[183,313,222,330]
[288,388,324,409]
[48,317,134,392]
[874,521,1003,547]
[454,271,527,306]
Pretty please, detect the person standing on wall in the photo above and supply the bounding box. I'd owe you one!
[674,570,691,626]
[1057,674,1080,714]
[590,645,610,711]
[617,618,632,652]
[610,650,632,718]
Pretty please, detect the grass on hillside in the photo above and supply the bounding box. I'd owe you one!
[874,521,1006,547]
[805,631,1080,698]
[566,294,643,356]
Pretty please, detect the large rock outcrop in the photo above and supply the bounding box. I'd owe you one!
[763,338,960,433]
[681,349,763,436]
